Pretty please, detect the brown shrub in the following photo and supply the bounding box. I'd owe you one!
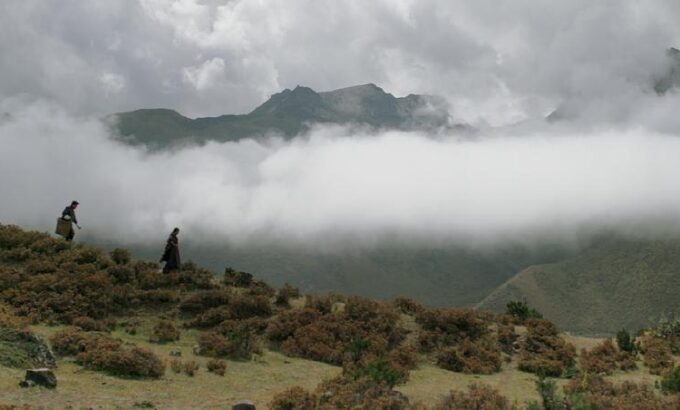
[71,316,115,332]
[269,386,317,410]
[266,308,322,343]
[641,336,674,375]
[178,289,231,314]
[228,294,272,319]
[617,351,638,371]
[107,265,134,284]
[149,320,180,343]
[392,297,423,315]
[183,359,199,376]
[223,268,253,287]
[110,248,131,265]
[186,306,232,328]
[87,347,165,378]
[416,308,488,352]
[197,330,259,360]
[315,376,411,409]
[565,374,677,410]
[434,382,511,410]
[517,318,575,377]
[497,324,518,355]
[206,358,227,376]
[170,358,182,374]
[436,337,502,374]
[304,295,334,314]
[51,328,164,378]
[0,302,27,329]
[275,283,301,307]
[580,339,618,375]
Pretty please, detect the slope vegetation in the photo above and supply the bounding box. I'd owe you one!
[478,237,680,335]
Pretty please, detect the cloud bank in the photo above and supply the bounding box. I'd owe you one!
[2,102,680,250]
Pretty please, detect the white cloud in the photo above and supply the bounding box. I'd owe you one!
[182,57,225,90]
[3,102,680,249]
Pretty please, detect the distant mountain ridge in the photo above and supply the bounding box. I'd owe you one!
[110,83,453,149]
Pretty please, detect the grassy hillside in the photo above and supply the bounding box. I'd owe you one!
[1,223,679,408]
[478,237,680,335]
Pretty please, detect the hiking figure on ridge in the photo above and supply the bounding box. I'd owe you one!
[56,200,80,241]
[160,227,181,273]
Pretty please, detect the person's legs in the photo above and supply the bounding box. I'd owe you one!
[66,227,74,241]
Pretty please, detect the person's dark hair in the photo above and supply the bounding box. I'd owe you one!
[172,227,180,234]
[71,200,79,206]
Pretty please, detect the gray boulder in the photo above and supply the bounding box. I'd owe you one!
[19,368,57,389]
[232,400,256,410]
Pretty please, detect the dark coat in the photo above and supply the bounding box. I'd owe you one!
[61,205,78,241]
[160,233,180,273]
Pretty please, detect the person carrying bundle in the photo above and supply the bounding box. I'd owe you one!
[55,200,81,241]
[159,227,181,273]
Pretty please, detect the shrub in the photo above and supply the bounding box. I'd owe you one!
[434,382,512,410]
[506,300,542,324]
[351,358,404,388]
[269,386,317,410]
[90,347,165,378]
[304,295,334,314]
[206,358,227,376]
[564,374,675,409]
[517,318,575,377]
[0,303,26,329]
[183,360,199,376]
[661,366,680,393]
[416,308,487,352]
[228,294,272,319]
[110,248,131,265]
[223,268,253,287]
[616,329,636,353]
[436,337,501,375]
[178,289,231,314]
[653,316,680,354]
[170,358,182,374]
[187,306,232,328]
[392,297,423,315]
[51,328,164,378]
[197,330,258,360]
[580,339,618,375]
[641,337,673,375]
[266,308,321,343]
[275,283,300,306]
[72,316,113,332]
[149,320,180,343]
[497,324,518,355]
[315,376,411,409]
[107,265,134,284]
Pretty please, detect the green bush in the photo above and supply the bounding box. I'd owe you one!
[110,248,131,265]
[661,365,680,393]
[616,329,636,353]
[506,300,542,323]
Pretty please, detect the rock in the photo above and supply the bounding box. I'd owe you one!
[192,344,203,355]
[169,350,182,357]
[232,400,256,410]
[0,326,57,369]
[19,368,57,389]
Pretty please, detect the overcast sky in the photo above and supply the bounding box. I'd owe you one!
[2,0,680,125]
[3,1,680,249]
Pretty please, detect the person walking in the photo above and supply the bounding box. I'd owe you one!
[58,200,81,241]
[160,227,181,273]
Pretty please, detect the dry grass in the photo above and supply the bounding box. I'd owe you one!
[0,321,340,409]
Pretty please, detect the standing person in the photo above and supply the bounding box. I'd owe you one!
[60,200,81,241]
[160,227,181,273]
